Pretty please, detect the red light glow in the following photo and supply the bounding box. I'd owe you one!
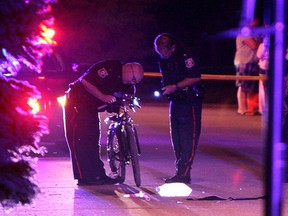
[40,24,56,45]
[27,98,41,114]
[57,95,66,107]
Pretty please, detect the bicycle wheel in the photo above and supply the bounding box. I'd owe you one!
[126,125,141,187]
[133,125,141,155]
[107,125,126,183]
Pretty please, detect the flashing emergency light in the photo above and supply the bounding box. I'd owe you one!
[27,98,41,114]
[40,24,56,45]
[57,95,66,107]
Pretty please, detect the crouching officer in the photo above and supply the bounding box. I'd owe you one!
[64,60,144,186]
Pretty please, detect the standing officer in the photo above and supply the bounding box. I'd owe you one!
[154,33,204,184]
[64,60,144,186]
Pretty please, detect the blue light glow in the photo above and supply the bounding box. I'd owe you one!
[153,91,161,97]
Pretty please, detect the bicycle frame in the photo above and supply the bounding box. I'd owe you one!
[104,93,141,187]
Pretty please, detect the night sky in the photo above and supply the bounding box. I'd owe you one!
[53,0,246,73]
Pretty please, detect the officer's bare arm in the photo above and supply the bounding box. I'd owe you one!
[81,79,116,103]
[162,77,201,95]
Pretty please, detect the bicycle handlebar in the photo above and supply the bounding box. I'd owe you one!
[97,93,140,112]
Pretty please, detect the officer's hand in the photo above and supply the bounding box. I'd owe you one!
[102,95,116,104]
[162,85,177,95]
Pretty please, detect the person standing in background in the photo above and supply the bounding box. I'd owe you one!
[234,18,261,115]
[256,35,270,116]
[282,46,288,182]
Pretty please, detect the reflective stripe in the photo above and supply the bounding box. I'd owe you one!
[184,105,197,176]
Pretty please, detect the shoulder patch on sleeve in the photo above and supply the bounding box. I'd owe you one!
[97,68,109,78]
[185,57,195,68]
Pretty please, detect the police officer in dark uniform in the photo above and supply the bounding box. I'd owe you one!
[64,60,143,185]
[154,33,204,184]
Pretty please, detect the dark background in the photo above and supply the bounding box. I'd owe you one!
[50,0,251,104]
[53,0,243,70]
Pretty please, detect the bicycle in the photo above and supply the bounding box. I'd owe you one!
[98,92,141,187]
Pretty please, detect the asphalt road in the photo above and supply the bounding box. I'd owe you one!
[4,102,288,216]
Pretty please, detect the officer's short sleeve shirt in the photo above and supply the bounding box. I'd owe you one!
[159,50,200,86]
[83,60,123,95]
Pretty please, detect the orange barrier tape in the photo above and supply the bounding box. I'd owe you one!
[144,72,268,81]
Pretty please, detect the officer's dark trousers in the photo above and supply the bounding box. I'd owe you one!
[64,101,106,180]
[170,99,202,178]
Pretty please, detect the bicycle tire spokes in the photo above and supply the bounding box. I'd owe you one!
[107,126,126,183]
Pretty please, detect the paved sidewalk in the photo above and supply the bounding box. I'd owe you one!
[2,104,288,216]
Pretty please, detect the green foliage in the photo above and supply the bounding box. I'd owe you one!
[0,76,48,208]
[0,0,57,75]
